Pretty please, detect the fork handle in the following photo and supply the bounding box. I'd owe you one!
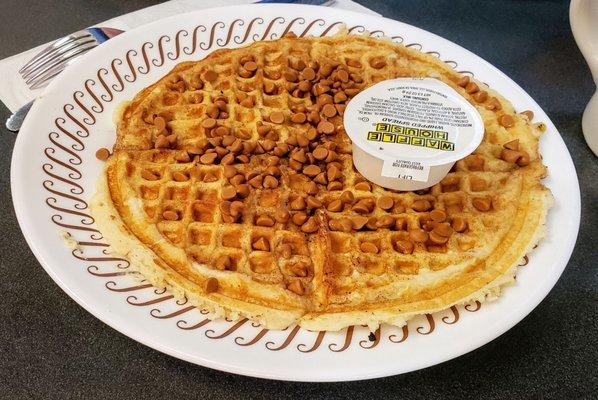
[5,100,34,132]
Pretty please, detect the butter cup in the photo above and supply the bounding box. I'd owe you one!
[344,78,484,191]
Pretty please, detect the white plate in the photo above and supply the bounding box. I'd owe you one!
[11,4,580,382]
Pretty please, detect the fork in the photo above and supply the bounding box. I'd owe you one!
[19,28,122,90]
[5,27,122,132]
[5,0,334,132]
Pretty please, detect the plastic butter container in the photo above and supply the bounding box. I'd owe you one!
[344,78,484,191]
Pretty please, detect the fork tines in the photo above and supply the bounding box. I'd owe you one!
[19,29,98,90]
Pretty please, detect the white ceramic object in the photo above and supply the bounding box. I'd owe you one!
[11,4,580,381]
[571,0,598,156]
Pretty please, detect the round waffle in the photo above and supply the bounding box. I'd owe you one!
[91,32,552,330]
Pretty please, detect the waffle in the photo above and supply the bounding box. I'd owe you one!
[91,32,552,330]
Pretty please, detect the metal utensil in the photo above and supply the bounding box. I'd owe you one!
[5,27,122,132]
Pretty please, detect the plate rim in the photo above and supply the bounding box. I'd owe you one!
[10,4,581,382]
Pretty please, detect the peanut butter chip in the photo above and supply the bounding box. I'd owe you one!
[243,61,258,72]
[473,91,488,103]
[429,231,449,245]
[335,218,353,232]
[291,113,307,123]
[312,146,329,160]
[230,174,245,186]
[472,197,492,211]
[141,170,159,181]
[269,111,285,124]
[214,255,231,270]
[154,135,170,149]
[162,210,179,221]
[200,278,222,297]
[521,110,534,121]
[257,124,271,136]
[451,217,468,232]
[376,215,394,229]
[465,82,479,94]
[256,215,275,227]
[275,209,290,223]
[500,148,521,163]
[303,164,321,177]
[153,116,166,131]
[290,263,308,277]
[304,181,318,195]
[499,114,515,128]
[301,217,318,233]
[504,139,520,151]
[252,237,270,251]
[429,209,447,223]
[248,175,263,188]
[284,69,298,82]
[395,239,414,254]
[266,166,280,176]
[263,175,279,189]
[394,218,407,230]
[469,176,487,192]
[457,75,470,87]
[377,196,394,210]
[221,186,237,200]
[223,165,237,179]
[327,199,343,212]
[321,103,337,118]
[360,242,379,254]
[292,212,308,226]
[314,173,327,185]
[337,69,349,82]
[517,151,530,167]
[433,222,453,237]
[220,153,235,165]
[200,152,218,165]
[340,191,354,204]
[290,196,307,211]
[240,97,254,107]
[301,67,316,81]
[172,171,188,182]
[202,118,217,129]
[204,70,218,82]
[95,148,110,161]
[306,196,322,209]
[352,202,369,214]
[328,218,351,232]
[230,201,244,217]
[409,229,429,242]
[279,243,293,259]
[287,280,304,295]
[175,151,191,163]
[412,199,431,212]
[317,120,335,134]
[326,165,341,181]
[351,216,369,230]
[370,57,386,69]
[354,182,371,191]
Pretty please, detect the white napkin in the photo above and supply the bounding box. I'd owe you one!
[0,0,378,112]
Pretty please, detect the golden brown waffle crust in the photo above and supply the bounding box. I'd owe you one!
[91,164,552,331]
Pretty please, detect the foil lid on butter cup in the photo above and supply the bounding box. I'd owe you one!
[344,77,484,191]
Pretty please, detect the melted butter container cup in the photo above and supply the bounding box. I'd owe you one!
[344,78,484,191]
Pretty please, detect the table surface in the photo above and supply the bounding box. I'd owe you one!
[1,0,596,398]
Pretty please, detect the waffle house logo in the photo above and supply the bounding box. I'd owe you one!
[367,123,455,151]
